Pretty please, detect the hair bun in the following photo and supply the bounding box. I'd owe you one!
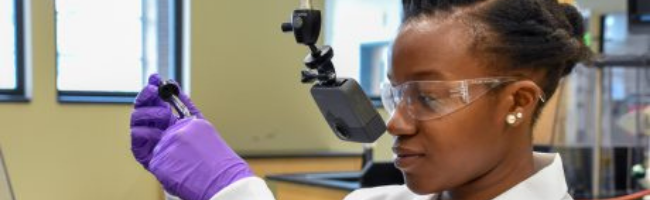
[560,3,585,39]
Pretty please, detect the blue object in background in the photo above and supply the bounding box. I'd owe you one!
[359,41,390,99]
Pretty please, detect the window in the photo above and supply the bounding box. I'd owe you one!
[55,0,185,103]
[325,0,402,105]
[0,0,26,101]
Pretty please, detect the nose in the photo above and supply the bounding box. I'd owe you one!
[386,105,417,137]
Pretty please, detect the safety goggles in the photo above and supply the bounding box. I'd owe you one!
[381,77,539,121]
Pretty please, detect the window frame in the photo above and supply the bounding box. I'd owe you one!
[0,0,28,102]
[55,0,185,104]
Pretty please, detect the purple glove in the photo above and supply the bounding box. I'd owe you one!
[130,74,254,200]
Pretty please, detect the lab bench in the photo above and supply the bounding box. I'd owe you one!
[266,172,358,200]
[241,151,364,179]
[240,151,365,199]
[262,160,403,200]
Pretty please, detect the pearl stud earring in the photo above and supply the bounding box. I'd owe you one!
[507,112,523,125]
[506,114,517,125]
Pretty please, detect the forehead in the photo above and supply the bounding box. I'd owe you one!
[389,17,491,84]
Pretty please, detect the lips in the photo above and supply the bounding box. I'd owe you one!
[393,146,425,169]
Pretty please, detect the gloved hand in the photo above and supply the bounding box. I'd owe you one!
[130,74,254,200]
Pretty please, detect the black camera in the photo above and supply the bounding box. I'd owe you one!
[311,78,386,143]
[282,3,386,143]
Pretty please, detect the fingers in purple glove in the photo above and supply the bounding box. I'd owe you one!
[131,126,164,169]
[134,73,173,108]
[148,73,163,86]
[131,73,176,169]
[130,106,176,169]
[130,107,176,129]
[134,85,169,108]
[148,119,252,200]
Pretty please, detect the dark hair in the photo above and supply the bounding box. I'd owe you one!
[401,0,593,121]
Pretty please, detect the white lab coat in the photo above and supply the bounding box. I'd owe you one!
[210,152,572,200]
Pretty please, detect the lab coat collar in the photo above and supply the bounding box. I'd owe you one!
[492,152,570,200]
[429,152,570,200]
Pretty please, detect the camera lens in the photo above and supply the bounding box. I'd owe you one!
[334,123,350,139]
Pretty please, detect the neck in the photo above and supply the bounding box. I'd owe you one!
[447,143,534,200]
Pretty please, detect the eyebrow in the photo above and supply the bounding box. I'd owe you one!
[387,69,446,84]
[411,70,445,81]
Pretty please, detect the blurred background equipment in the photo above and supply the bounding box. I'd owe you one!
[628,0,650,34]
[549,1,650,198]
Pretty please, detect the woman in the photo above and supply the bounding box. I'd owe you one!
[129,0,592,199]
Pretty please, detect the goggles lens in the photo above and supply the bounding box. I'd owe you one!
[381,77,519,121]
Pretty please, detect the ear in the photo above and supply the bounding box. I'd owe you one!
[499,80,544,126]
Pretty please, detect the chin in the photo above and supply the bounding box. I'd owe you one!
[403,173,444,195]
